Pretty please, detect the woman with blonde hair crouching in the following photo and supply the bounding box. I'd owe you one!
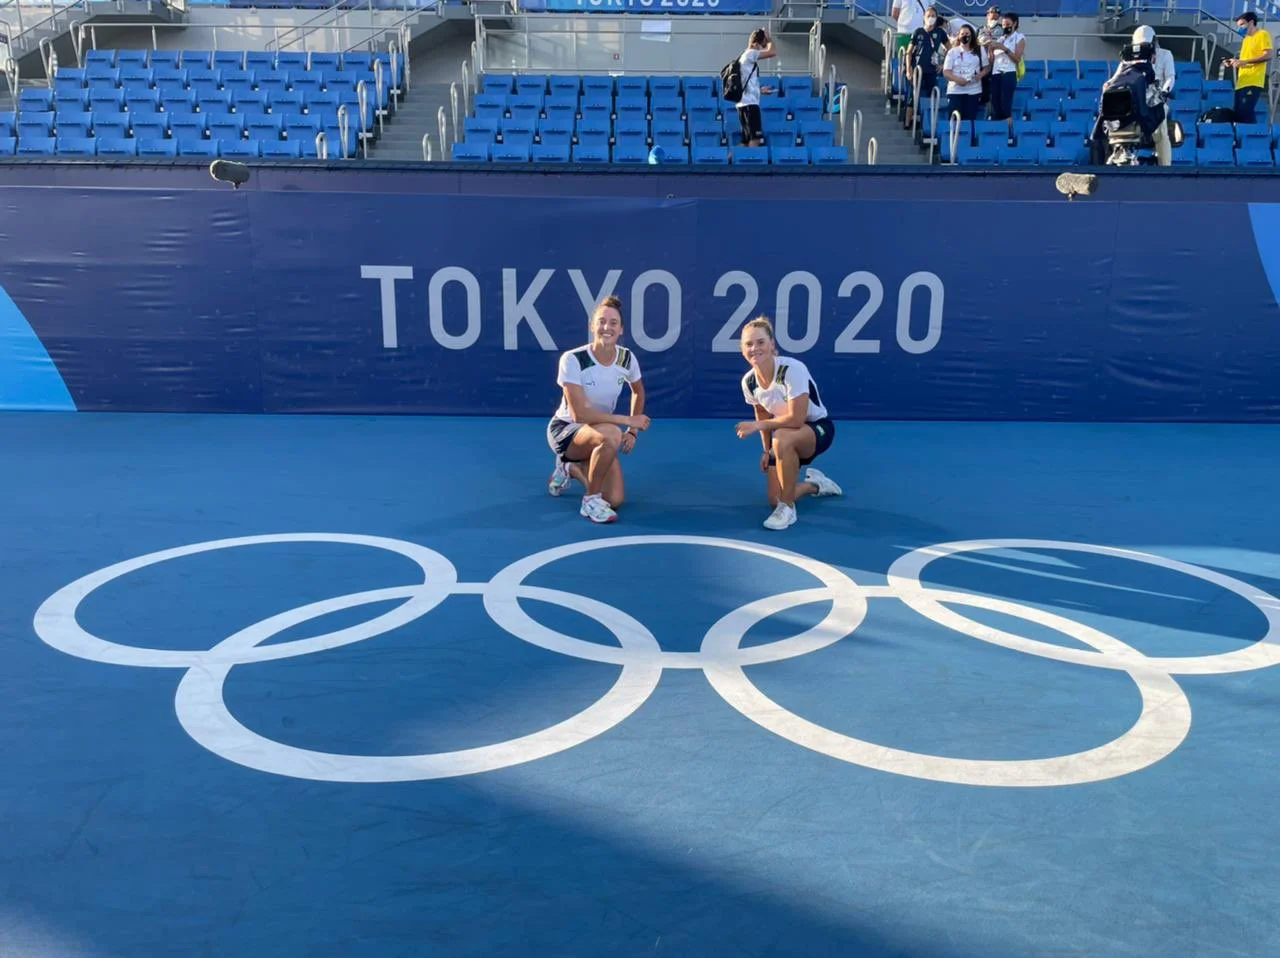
[734,316,842,530]
[546,295,651,524]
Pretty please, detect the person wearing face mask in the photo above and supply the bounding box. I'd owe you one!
[977,7,1002,111]
[943,25,987,131]
[907,6,949,128]
[1224,12,1273,125]
[892,0,929,66]
[986,12,1025,131]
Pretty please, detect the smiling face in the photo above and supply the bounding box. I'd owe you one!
[740,323,776,367]
[591,305,623,347]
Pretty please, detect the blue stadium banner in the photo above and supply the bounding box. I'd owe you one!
[4,184,1280,421]
[535,0,774,13]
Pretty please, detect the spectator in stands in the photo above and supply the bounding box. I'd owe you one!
[892,0,928,65]
[907,7,949,127]
[734,317,842,532]
[1224,12,1273,125]
[943,25,987,130]
[977,5,1002,108]
[546,295,650,525]
[736,28,777,147]
[986,12,1026,132]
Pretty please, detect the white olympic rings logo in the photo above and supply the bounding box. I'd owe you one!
[33,533,1280,788]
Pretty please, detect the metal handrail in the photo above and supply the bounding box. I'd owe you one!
[269,0,366,54]
[926,86,941,163]
[338,6,421,56]
[422,131,432,161]
[7,0,85,59]
[866,135,878,164]
[0,1,24,38]
[3,47,17,114]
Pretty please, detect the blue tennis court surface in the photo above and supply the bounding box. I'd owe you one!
[3,412,1279,957]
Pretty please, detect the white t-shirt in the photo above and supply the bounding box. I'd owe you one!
[554,344,642,423]
[896,0,925,36]
[741,356,828,422]
[991,31,1026,75]
[944,47,983,95]
[737,48,761,108]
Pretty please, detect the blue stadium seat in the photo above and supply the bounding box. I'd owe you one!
[209,117,245,141]
[18,113,55,139]
[1236,143,1274,167]
[493,142,531,163]
[261,140,303,159]
[1196,143,1234,167]
[998,143,1039,166]
[55,111,93,137]
[181,50,214,70]
[170,114,207,138]
[452,141,490,161]
[0,137,14,155]
[531,142,570,163]
[131,116,169,141]
[56,137,97,156]
[95,137,138,157]
[1237,124,1271,149]
[1045,59,1077,80]
[538,130,572,149]
[732,146,768,166]
[1199,124,1234,149]
[685,76,716,99]
[179,139,220,157]
[149,50,180,70]
[17,138,56,156]
[799,121,834,149]
[85,49,117,68]
[957,145,998,165]
[655,145,689,164]
[974,119,1009,150]
[20,89,53,112]
[221,139,261,158]
[1170,139,1197,166]
[810,146,848,164]
[549,75,580,97]
[691,146,729,165]
[117,49,147,68]
[137,138,178,157]
[572,143,609,163]
[612,140,648,164]
[1014,119,1051,146]
[125,90,160,113]
[771,146,808,165]
[215,51,246,71]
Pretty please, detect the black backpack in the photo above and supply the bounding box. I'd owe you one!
[720,56,756,103]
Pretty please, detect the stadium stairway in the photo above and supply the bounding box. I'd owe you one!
[827,46,926,165]
[370,32,470,160]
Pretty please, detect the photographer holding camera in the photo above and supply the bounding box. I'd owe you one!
[1102,26,1174,165]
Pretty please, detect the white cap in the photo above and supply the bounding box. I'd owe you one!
[1132,25,1156,45]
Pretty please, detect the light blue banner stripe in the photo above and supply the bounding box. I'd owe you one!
[0,285,76,411]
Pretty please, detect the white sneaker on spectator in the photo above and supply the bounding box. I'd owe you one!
[548,458,572,497]
[763,502,797,531]
[580,493,617,524]
[805,467,843,497]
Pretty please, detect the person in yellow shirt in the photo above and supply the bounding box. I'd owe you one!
[1224,12,1273,124]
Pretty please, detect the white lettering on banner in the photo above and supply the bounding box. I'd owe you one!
[365,267,944,355]
[897,271,945,354]
[427,267,482,350]
[775,271,823,353]
[502,269,558,350]
[630,269,682,352]
[360,265,414,349]
[711,271,759,353]
[568,268,623,321]
[834,271,885,354]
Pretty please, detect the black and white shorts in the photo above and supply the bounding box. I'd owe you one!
[767,417,836,468]
[546,417,583,460]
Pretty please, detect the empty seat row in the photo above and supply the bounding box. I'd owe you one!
[0,136,331,158]
[479,73,817,99]
[78,48,378,72]
[27,88,356,113]
[451,141,849,164]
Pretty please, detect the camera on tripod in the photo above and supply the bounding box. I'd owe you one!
[1095,31,1184,166]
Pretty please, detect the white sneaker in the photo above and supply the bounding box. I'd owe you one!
[805,467,843,497]
[580,493,618,524]
[548,458,572,497]
[763,502,797,531]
